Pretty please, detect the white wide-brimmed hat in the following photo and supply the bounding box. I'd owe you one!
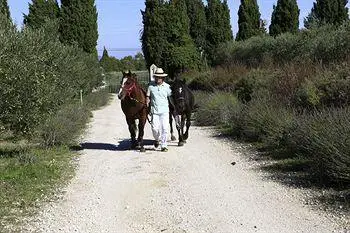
[153,68,168,78]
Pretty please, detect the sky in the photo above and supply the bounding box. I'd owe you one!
[6,0,330,58]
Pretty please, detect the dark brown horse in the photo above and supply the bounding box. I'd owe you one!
[169,78,195,146]
[117,71,148,152]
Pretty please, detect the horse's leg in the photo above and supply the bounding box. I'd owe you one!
[176,115,184,146]
[127,118,137,149]
[180,113,186,143]
[183,112,191,141]
[170,113,176,141]
[137,115,147,152]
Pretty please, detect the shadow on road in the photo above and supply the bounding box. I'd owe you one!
[74,139,156,151]
[80,142,119,151]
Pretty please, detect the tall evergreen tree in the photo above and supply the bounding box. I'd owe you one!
[304,0,349,28]
[99,47,110,70]
[304,9,320,29]
[24,0,60,29]
[60,0,98,54]
[206,0,233,63]
[164,0,199,76]
[0,0,10,19]
[134,52,146,71]
[0,0,12,29]
[185,0,207,52]
[236,0,263,41]
[269,0,300,36]
[99,47,117,72]
[222,0,233,41]
[141,0,167,68]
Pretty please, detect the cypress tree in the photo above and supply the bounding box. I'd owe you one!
[99,47,111,72]
[269,0,300,36]
[304,9,320,29]
[0,0,12,29]
[134,52,146,71]
[60,0,98,54]
[185,0,207,52]
[0,0,10,19]
[164,0,199,76]
[236,0,263,41]
[99,47,123,72]
[24,0,60,29]
[206,0,233,63]
[222,0,233,40]
[304,0,349,28]
[141,0,167,68]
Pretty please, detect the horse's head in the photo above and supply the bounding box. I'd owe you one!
[171,78,187,113]
[118,70,137,100]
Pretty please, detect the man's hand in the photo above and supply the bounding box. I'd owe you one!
[168,96,175,109]
[146,96,150,107]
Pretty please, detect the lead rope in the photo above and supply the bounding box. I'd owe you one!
[128,96,152,124]
[125,83,152,125]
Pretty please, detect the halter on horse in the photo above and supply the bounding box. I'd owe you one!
[169,78,195,146]
[118,71,148,152]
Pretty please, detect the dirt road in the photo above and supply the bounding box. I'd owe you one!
[27,95,348,233]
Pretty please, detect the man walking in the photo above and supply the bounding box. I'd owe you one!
[146,68,172,152]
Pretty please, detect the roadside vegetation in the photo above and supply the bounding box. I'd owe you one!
[140,0,349,213]
[187,22,350,211]
[0,6,111,232]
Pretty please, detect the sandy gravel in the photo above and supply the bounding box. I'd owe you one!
[26,95,349,233]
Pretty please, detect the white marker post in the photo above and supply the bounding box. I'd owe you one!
[149,64,157,83]
[80,90,83,106]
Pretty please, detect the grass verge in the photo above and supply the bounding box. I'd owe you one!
[0,89,112,232]
[0,146,76,232]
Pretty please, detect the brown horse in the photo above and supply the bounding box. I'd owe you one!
[117,71,148,152]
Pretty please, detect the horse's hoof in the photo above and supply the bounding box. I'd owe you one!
[178,141,184,146]
[183,140,187,144]
[171,136,176,141]
[140,147,146,152]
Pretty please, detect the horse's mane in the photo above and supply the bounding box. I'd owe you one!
[140,86,147,97]
[131,73,147,98]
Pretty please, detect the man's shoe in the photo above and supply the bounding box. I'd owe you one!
[154,140,160,148]
[161,147,168,152]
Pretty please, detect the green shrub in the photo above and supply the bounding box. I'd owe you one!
[290,107,350,185]
[234,69,270,103]
[310,23,350,63]
[216,35,275,67]
[317,65,350,107]
[36,88,111,147]
[271,33,303,63]
[188,71,215,92]
[294,80,321,108]
[0,141,31,158]
[215,22,350,67]
[37,103,90,147]
[85,88,111,110]
[188,65,250,92]
[194,92,239,126]
[0,21,103,136]
[241,93,296,150]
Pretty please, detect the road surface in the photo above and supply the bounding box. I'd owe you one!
[27,95,348,233]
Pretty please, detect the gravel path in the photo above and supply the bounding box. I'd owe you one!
[27,95,348,233]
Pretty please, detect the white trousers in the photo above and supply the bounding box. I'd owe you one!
[151,112,169,148]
